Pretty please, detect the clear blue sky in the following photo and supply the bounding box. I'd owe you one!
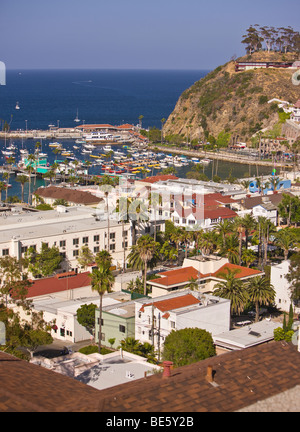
[1,0,299,70]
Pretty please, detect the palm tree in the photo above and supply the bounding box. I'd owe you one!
[215,219,233,248]
[246,276,275,322]
[274,228,294,260]
[220,233,239,264]
[89,252,114,354]
[241,214,257,250]
[185,277,198,291]
[16,174,29,203]
[242,248,256,267]
[127,235,160,296]
[26,154,36,205]
[213,268,247,316]
[257,216,276,267]
[233,216,247,265]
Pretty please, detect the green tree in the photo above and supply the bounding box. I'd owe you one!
[16,174,29,203]
[77,246,95,270]
[0,256,22,307]
[127,235,160,296]
[274,228,294,260]
[24,243,63,277]
[162,328,216,367]
[76,303,97,335]
[213,268,247,315]
[246,276,275,322]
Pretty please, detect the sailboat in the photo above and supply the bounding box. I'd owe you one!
[74,108,80,122]
[15,102,20,110]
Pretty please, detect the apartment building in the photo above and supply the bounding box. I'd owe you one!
[134,290,231,352]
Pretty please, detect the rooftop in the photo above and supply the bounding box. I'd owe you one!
[35,186,103,206]
[14,271,91,299]
[1,341,300,411]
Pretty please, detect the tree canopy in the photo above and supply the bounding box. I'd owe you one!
[162,328,216,367]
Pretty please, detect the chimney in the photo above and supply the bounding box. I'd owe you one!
[162,361,173,379]
[205,365,214,383]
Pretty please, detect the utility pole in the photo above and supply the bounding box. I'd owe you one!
[152,303,155,346]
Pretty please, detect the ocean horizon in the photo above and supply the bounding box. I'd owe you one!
[0,69,209,131]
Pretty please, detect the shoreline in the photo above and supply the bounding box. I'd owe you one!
[149,144,294,169]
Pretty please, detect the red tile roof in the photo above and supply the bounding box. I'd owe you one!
[150,263,262,288]
[212,263,262,279]
[155,266,200,287]
[140,293,201,312]
[21,272,91,299]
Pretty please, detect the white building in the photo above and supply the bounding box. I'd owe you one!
[0,205,132,271]
[270,260,297,313]
[134,290,231,352]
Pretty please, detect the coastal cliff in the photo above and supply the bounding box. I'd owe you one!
[163,52,300,144]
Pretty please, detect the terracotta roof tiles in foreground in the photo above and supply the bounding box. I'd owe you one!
[1,342,300,412]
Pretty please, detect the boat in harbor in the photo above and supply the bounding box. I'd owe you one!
[74,109,80,123]
[103,145,113,152]
[200,158,212,165]
[15,102,20,110]
[83,132,116,142]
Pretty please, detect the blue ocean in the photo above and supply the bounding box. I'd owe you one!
[0,69,207,131]
[0,69,272,200]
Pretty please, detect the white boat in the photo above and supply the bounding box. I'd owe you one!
[83,143,96,150]
[15,102,20,110]
[83,132,115,142]
[74,109,80,122]
[191,157,200,164]
[75,139,86,144]
[81,149,92,154]
[200,158,212,165]
[49,142,61,147]
[103,145,113,152]
[73,145,80,150]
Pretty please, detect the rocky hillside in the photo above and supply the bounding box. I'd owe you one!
[163,52,300,143]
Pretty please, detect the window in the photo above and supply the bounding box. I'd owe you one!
[110,243,116,251]
[82,236,89,244]
[170,321,176,329]
[73,238,79,246]
[2,249,9,256]
[60,328,65,337]
[73,250,79,257]
[122,230,128,237]
[21,246,28,254]
[145,226,150,233]
[110,232,115,240]
[94,235,99,242]
[122,241,128,249]
[94,246,99,253]
[119,324,126,333]
[60,240,66,248]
